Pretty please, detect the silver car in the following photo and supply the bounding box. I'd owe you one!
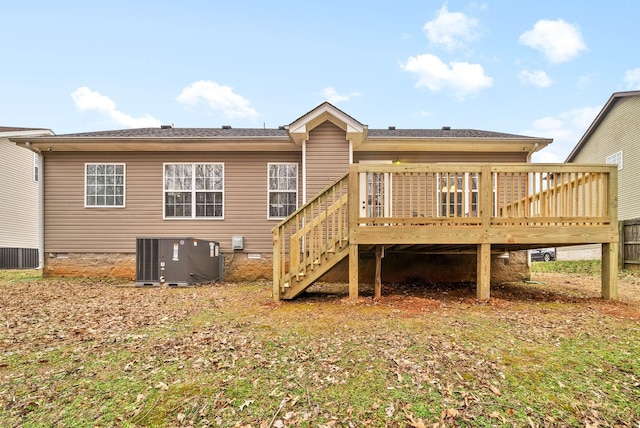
[531,248,556,262]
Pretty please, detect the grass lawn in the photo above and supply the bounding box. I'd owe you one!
[1,262,639,427]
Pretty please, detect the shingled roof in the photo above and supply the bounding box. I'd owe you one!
[0,126,50,133]
[50,126,536,140]
[53,127,290,138]
[367,128,536,139]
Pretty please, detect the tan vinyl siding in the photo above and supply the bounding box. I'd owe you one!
[0,138,38,248]
[571,96,640,220]
[305,122,350,201]
[354,151,527,163]
[44,151,301,254]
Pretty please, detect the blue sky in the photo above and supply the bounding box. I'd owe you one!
[2,1,640,162]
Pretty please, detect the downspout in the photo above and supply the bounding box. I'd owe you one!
[302,140,307,203]
[25,142,44,270]
[526,142,539,163]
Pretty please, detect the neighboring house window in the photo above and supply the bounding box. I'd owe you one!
[438,172,478,217]
[606,151,623,170]
[33,153,39,182]
[164,163,224,219]
[268,163,298,219]
[85,163,126,207]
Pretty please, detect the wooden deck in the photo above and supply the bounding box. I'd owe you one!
[273,163,619,301]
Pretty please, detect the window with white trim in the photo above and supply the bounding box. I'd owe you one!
[85,163,126,207]
[606,151,622,170]
[268,163,298,219]
[164,163,223,219]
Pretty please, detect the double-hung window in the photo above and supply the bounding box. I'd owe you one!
[85,163,126,207]
[268,163,298,219]
[164,163,224,219]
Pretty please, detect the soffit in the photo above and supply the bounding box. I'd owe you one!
[12,137,299,152]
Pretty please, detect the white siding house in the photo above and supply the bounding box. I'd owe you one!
[0,127,53,268]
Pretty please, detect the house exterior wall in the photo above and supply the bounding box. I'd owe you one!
[570,95,640,221]
[43,151,302,257]
[305,122,350,201]
[0,137,38,249]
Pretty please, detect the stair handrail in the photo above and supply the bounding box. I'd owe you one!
[273,173,350,300]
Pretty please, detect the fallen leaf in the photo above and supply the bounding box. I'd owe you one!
[239,399,254,411]
[489,411,505,422]
[154,382,169,390]
[385,402,395,417]
[404,409,426,428]
[488,383,502,396]
[442,408,459,419]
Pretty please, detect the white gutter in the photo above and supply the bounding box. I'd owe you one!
[24,142,44,270]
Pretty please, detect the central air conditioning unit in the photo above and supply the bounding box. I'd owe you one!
[136,237,223,287]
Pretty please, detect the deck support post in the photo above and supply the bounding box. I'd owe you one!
[349,244,359,299]
[602,243,618,300]
[374,245,382,299]
[273,230,280,302]
[477,243,491,300]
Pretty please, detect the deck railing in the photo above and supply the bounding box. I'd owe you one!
[353,163,616,228]
[496,167,609,226]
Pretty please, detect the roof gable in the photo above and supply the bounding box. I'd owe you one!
[566,90,640,162]
[287,102,365,146]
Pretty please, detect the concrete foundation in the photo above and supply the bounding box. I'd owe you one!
[44,250,529,286]
[319,250,529,284]
[45,253,136,278]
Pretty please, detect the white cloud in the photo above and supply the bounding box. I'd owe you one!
[519,19,587,63]
[321,87,361,104]
[71,87,161,128]
[518,70,552,88]
[423,4,480,50]
[401,53,493,99]
[176,80,258,119]
[523,106,601,162]
[624,68,640,89]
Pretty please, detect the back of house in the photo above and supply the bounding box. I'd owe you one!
[11,103,552,283]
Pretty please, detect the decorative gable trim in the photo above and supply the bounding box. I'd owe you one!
[287,102,365,146]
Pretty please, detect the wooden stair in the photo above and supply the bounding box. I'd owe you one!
[273,174,350,300]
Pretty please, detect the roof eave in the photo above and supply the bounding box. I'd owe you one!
[358,137,552,152]
[11,137,299,152]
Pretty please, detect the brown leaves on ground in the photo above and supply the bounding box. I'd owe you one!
[0,273,639,427]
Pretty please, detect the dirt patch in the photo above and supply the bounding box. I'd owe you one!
[304,273,640,320]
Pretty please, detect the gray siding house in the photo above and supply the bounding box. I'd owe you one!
[0,126,53,268]
[562,91,640,261]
